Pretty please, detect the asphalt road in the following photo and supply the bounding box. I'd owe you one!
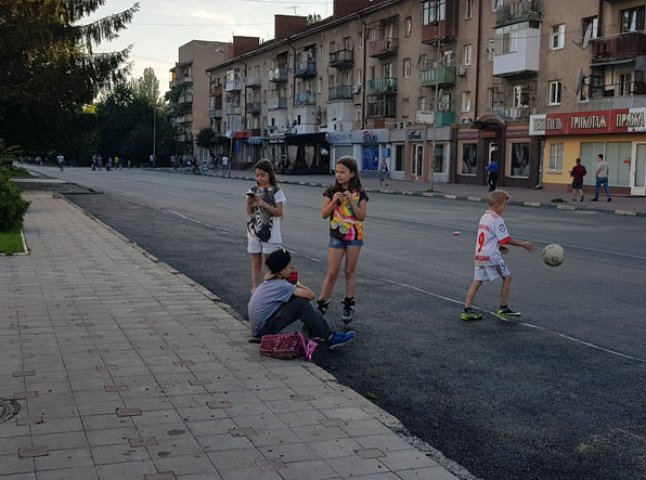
[33,166,646,480]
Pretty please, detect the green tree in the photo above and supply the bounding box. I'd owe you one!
[132,67,160,106]
[0,1,140,154]
[196,128,216,157]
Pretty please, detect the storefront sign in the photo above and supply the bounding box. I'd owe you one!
[530,108,646,136]
[247,136,264,144]
[407,130,424,141]
[326,132,353,144]
[352,129,389,144]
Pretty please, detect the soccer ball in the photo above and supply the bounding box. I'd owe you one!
[542,244,565,267]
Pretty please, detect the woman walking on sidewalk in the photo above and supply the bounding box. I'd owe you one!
[317,156,369,330]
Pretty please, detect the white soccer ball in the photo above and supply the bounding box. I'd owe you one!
[542,243,565,267]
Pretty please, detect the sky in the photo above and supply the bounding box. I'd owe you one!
[90,0,332,92]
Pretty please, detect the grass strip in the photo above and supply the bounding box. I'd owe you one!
[0,230,26,255]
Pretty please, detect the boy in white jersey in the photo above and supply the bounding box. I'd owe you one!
[461,190,536,321]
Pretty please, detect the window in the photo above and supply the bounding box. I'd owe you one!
[359,30,364,49]
[619,73,632,96]
[466,0,474,19]
[551,24,565,50]
[357,68,363,85]
[423,0,446,26]
[579,77,589,102]
[464,45,472,66]
[462,91,472,112]
[513,85,529,107]
[496,25,519,55]
[402,98,410,117]
[318,77,323,94]
[418,96,427,111]
[582,16,598,43]
[405,17,412,36]
[493,0,503,11]
[403,58,412,78]
[621,6,645,32]
[510,143,530,177]
[418,54,429,70]
[549,81,562,105]
[488,39,496,62]
[549,143,564,173]
[461,143,478,175]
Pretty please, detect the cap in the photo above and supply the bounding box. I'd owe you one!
[265,248,291,274]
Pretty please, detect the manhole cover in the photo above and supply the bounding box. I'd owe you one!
[0,399,21,424]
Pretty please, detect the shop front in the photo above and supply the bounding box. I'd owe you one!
[327,131,354,174]
[530,108,646,196]
[354,129,389,176]
[283,132,329,174]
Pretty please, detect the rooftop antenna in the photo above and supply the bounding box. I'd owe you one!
[285,5,298,15]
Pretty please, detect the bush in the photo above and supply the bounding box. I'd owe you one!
[0,172,30,232]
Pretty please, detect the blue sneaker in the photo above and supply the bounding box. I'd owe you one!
[327,331,355,350]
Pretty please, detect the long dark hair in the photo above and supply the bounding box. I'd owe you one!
[334,156,362,192]
[254,159,277,187]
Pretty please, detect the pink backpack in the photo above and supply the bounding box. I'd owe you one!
[259,332,319,361]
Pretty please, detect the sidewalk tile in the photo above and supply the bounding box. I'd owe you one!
[36,466,99,480]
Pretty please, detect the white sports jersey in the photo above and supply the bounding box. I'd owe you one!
[474,210,511,266]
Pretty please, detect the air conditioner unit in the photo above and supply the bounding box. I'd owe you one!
[461,117,473,124]
[353,84,362,94]
[457,65,467,76]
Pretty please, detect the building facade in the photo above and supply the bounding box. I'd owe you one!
[189,0,646,196]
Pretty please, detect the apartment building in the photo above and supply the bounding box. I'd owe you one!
[193,0,646,195]
[169,40,231,159]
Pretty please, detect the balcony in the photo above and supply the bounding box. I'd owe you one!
[224,105,241,115]
[368,78,397,94]
[420,66,456,87]
[329,49,354,68]
[269,67,289,83]
[416,104,456,126]
[329,85,353,101]
[268,97,288,110]
[176,114,193,124]
[583,80,646,110]
[493,23,540,77]
[492,105,531,120]
[591,32,646,64]
[436,111,456,126]
[367,100,396,118]
[178,94,193,104]
[246,76,261,89]
[209,83,222,95]
[368,38,398,58]
[170,76,193,88]
[295,60,317,78]
[295,92,316,106]
[209,108,222,118]
[495,0,542,28]
[246,102,261,115]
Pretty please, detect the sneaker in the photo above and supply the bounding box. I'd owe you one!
[327,331,355,350]
[460,310,483,321]
[591,198,598,202]
[341,297,355,323]
[317,298,330,315]
[580,196,584,202]
[497,307,521,318]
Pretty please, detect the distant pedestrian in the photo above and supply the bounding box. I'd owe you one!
[149,154,155,168]
[487,159,499,192]
[570,158,587,202]
[97,154,103,171]
[221,154,230,177]
[460,190,536,321]
[317,156,368,329]
[379,158,389,186]
[591,154,611,202]
[56,154,64,171]
[246,159,286,292]
[106,157,113,171]
[248,248,355,349]
[114,155,121,170]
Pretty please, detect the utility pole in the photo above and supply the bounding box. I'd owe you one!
[152,108,156,162]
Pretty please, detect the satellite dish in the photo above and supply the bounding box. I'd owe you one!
[582,24,593,49]
[575,69,584,96]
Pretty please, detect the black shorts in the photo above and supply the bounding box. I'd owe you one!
[572,181,583,189]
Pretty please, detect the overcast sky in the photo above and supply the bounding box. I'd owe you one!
[90,0,332,92]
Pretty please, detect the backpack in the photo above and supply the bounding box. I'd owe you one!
[259,332,318,361]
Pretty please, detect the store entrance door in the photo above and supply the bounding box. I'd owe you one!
[630,143,646,196]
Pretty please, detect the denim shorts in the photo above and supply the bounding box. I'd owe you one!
[329,236,364,249]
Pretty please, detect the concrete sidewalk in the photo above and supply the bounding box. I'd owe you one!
[0,193,466,480]
[169,167,646,217]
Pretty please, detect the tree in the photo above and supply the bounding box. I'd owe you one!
[0,1,140,154]
[196,128,216,157]
[132,67,160,106]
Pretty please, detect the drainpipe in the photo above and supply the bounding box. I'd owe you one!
[358,15,369,130]
[474,0,483,120]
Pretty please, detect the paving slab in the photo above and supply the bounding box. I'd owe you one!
[0,193,466,480]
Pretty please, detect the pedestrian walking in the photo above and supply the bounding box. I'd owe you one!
[221,154,230,177]
[56,153,64,171]
[460,190,536,321]
[570,158,587,202]
[317,156,369,329]
[487,158,499,192]
[246,159,286,292]
[591,154,611,202]
[379,158,390,186]
[248,248,355,349]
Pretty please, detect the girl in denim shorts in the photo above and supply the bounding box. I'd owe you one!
[317,156,369,327]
